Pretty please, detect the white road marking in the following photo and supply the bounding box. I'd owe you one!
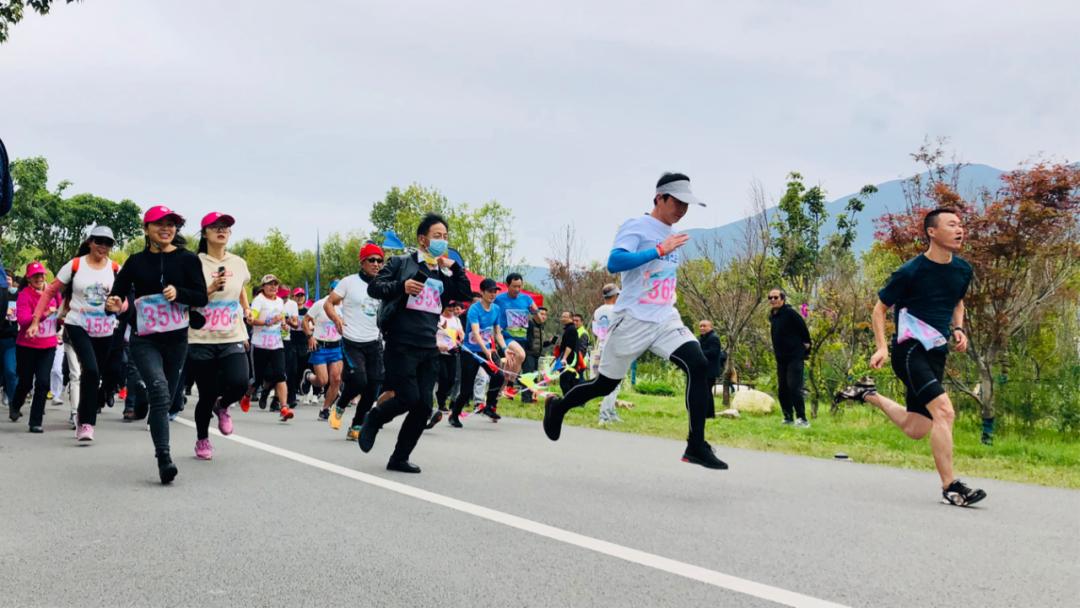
[175,418,849,608]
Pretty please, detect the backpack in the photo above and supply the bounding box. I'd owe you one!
[63,256,120,306]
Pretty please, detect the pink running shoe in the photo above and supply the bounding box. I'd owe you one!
[195,438,213,460]
[216,406,234,436]
[75,424,94,442]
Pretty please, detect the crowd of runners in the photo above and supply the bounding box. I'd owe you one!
[0,172,986,506]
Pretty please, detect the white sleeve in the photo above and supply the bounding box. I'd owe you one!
[611,219,642,252]
[333,278,349,299]
[56,260,76,284]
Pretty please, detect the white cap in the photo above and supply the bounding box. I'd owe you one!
[89,225,115,241]
[656,177,706,207]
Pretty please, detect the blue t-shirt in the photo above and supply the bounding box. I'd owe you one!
[878,254,973,349]
[464,301,502,353]
[493,292,534,343]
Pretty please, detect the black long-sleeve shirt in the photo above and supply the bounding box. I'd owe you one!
[698,330,724,377]
[558,322,578,366]
[769,304,811,362]
[368,253,472,349]
[110,248,208,339]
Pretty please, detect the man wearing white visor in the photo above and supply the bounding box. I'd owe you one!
[543,172,727,469]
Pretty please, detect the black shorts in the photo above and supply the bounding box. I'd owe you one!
[253,347,287,384]
[890,340,946,419]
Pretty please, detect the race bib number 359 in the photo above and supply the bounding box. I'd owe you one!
[406,278,444,314]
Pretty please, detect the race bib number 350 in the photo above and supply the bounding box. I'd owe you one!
[135,294,189,336]
[406,278,444,314]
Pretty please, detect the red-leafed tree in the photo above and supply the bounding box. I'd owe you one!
[875,142,1080,433]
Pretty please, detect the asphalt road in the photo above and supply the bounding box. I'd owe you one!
[1,396,1077,608]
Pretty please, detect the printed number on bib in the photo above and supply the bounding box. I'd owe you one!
[639,267,676,306]
[5,302,15,322]
[37,313,59,339]
[254,327,283,349]
[82,310,115,338]
[135,294,189,336]
[505,309,529,338]
[406,277,444,314]
[469,327,494,347]
[200,300,241,332]
[315,321,340,342]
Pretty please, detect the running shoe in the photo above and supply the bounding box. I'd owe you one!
[425,409,443,430]
[794,419,811,428]
[168,412,179,421]
[279,406,294,422]
[258,390,269,410]
[195,438,213,460]
[269,399,280,412]
[28,426,43,433]
[76,424,94,442]
[834,376,877,404]
[386,459,421,474]
[448,414,462,428]
[240,394,251,413]
[357,411,379,453]
[942,479,987,507]
[781,419,795,426]
[502,386,518,400]
[681,442,729,470]
[484,407,501,422]
[329,406,344,430]
[542,395,566,441]
[318,407,330,421]
[216,406,234,435]
[346,425,361,441]
[8,407,20,422]
[69,411,77,430]
[157,454,178,484]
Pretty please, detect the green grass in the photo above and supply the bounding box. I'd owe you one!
[499,392,1080,489]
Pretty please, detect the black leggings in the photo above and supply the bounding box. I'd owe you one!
[13,345,54,428]
[338,339,385,427]
[65,325,113,426]
[435,352,458,409]
[560,341,713,445]
[188,348,250,440]
[451,352,504,417]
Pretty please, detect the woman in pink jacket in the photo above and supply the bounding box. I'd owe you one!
[10,261,62,433]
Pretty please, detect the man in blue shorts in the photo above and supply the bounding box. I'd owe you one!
[836,207,986,507]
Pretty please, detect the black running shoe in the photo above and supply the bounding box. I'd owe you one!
[358,410,380,453]
[318,407,330,421]
[543,395,565,441]
[834,376,877,404]
[448,414,463,428]
[484,407,501,422]
[681,442,729,470]
[386,459,421,474]
[425,409,443,430]
[157,454,178,485]
[257,390,268,410]
[942,479,987,507]
[9,408,21,422]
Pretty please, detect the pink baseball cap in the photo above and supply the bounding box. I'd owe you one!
[201,211,235,229]
[276,286,289,298]
[292,287,306,296]
[143,205,184,225]
[25,261,47,277]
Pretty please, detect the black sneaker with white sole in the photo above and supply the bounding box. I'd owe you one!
[942,479,987,507]
[681,441,728,470]
[834,376,877,404]
[543,395,566,441]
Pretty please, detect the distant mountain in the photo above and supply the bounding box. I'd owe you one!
[683,163,1006,262]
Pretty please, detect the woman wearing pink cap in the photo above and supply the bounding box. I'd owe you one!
[9,261,63,432]
[185,211,252,460]
[105,205,208,484]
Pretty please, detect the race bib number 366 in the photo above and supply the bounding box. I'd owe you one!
[135,294,189,336]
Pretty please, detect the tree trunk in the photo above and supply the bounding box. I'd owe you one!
[977,363,995,421]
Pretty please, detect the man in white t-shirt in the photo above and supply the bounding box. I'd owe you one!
[324,242,385,439]
[592,283,621,424]
[543,172,727,470]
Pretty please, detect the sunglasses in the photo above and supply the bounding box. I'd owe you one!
[767,296,783,301]
[206,224,231,232]
[91,237,115,247]
[364,257,384,264]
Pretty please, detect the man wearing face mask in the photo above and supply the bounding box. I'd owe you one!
[358,213,472,473]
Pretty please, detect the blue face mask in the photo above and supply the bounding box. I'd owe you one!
[428,238,448,257]
[7,287,15,295]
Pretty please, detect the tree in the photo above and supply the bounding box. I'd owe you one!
[470,199,520,280]
[0,0,80,43]
[876,144,1080,435]
[0,156,141,273]
[545,224,612,319]
[231,229,302,293]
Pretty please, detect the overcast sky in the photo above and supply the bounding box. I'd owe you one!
[2,0,1077,265]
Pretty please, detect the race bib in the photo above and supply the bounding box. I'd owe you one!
[405,278,444,314]
[504,309,529,338]
[896,308,947,350]
[135,294,189,336]
[315,321,340,342]
[639,267,677,306]
[82,310,115,338]
[468,326,494,348]
[5,302,15,322]
[37,313,58,339]
[199,300,241,332]
[253,327,283,349]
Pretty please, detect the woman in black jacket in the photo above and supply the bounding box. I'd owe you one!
[106,205,208,484]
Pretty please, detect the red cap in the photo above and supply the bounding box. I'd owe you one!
[25,261,47,277]
[359,243,384,260]
[276,287,289,298]
[143,205,184,225]
[200,212,235,229]
[292,287,306,296]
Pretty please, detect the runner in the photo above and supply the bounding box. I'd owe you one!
[303,289,343,423]
[592,283,621,424]
[185,212,252,460]
[835,207,986,506]
[541,173,728,469]
[427,300,464,429]
[358,213,472,473]
[287,287,309,407]
[10,261,62,433]
[449,277,507,427]
[248,274,293,421]
[28,226,119,442]
[105,205,208,484]
[324,243,385,439]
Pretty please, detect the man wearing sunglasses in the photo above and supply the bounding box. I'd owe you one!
[768,288,811,427]
[324,242,386,440]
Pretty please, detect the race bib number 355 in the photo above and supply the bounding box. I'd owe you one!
[135,294,189,336]
[82,310,115,338]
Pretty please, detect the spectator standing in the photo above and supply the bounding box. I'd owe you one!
[768,288,811,427]
[697,319,725,406]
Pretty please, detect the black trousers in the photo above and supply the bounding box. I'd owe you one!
[366,342,439,462]
[338,338,385,427]
[64,325,113,426]
[776,358,807,421]
[520,353,538,403]
[559,369,579,395]
[283,339,300,404]
[188,343,250,439]
[435,352,459,410]
[451,352,504,417]
[13,345,54,428]
[129,336,187,457]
